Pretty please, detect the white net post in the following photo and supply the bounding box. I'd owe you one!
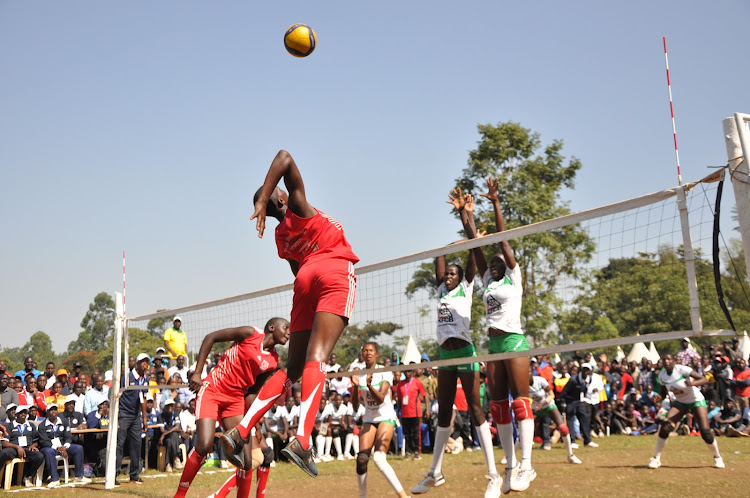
[676,185,703,333]
[105,291,124,489]
[724,114,750,285]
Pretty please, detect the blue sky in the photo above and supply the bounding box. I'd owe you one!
[1,1,748,351]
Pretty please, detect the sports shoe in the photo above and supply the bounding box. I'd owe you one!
[512,467,535,492]
[598,431,605,438]
[48,480,60,488]
[726,426,743,437]
[567,455,582,465]
[570,443,579,449]
[337,454,345,461]
[500,456,507,465]
[344,453,355,460]
[165,464,173,473]
[648,457,661,469]
[74,476,92,484]
[131,477,144,484]
[219,460,229,469]
[270,460,276,468]
[585,441,599,448]
[412,473,446,494]
[174,459,184,470]
[23,477,34,488]
[465,445,474,452]
[484,474,502,498]
[413,453,422,461]
[714,457,725,469]
[220,427,250,469]
[281,437,319,478]
[538,443,551,451]
[690,430,700,436]
[321,454,334,462]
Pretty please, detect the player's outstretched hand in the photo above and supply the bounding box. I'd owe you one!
[189,371,202,393]
[250,200,267,238]
[446,187,466,212]
[480,176,500,202]
[464,193,475,213]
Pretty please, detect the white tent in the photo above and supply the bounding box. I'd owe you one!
[615,346,626,362]
[648,342,660,363]
[739,331,750,362]
[627,341,651,363]
[401,335,422,366]
[552,353,562,365]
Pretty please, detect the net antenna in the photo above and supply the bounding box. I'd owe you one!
[663,37,682,185]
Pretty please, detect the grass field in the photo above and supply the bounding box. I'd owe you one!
[6,436,749,497]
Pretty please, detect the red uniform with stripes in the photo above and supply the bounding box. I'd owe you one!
[275,208,359,332]
[195,329,279,421]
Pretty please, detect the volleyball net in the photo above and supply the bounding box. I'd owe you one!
[122,169,735,379]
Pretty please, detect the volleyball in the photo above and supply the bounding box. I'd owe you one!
[284,23,317,57]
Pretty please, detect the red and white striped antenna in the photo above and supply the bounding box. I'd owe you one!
[122,250,127,318]
[663,37,682,185]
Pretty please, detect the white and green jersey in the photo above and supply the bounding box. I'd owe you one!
[529,376,551,411]
[358,366,397,423]
[482,266,524,334]
[436,279,474,345]
[658,364,703,404]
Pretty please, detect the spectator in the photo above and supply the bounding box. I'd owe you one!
[714,399,743,436]
[60,396,87,447]
[19,375,40,408]
[83,374,109,417]
[128,356,137,371]
[676,337,701,366]
[0,405,44,487]
[396,366,427,460]
[168,355,190,384]
[38,403,90,487]
[733,358,750,414]
[348,350,366,371]
[282,394,300,439]
[164,317,188,367]
[329,373,352,396]
[161,376,181,410]
[584,366,605,438]
[85,400,110,467]
[159,398,184,472]
[617,363,634,401]
[44,362,57,389]
[265,400,290,462]
[13,378,24,395]
[174,372,195,405]
[69,362,86,386]
[56,369,73,395]
[0,360,7,378]
[3,403,17,424]
[13,356,41,381]
[180,398,197,452]
[66,381,86,414]
[561,362,598,448]
[115,352,150,484]
[36,374,50,398]
[638,358,654,392]
[45,381,66,408]
[320,393,347,461]
[27,405,42,428]
[152,355,170,382]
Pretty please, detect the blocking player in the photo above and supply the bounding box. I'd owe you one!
[221,150,359,478]
[648,353,725,470]
[173,318,290,498]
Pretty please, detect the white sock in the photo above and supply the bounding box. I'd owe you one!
[325,436,333,456]
[316,435,325,456]
[654,437,667,458]
[476,421,499,477]
[518,418,534,470]
[344,433,353,456]
[353,434,360,454]
[707,440,721,458]
[357,473,367,498]
[498,423,516,469]
[373,451,404,493]
[430,426,451,476]
[334,437,343,457]
[563,434,573,457]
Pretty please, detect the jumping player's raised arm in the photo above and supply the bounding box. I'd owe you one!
[251,150,317,238]
[481,176,517,270]
[190,327,257,392]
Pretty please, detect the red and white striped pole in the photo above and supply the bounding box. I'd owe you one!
[663,37,682,185]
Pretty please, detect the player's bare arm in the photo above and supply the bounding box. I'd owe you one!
[190,327,257,392]
[481,176,517,269]
[367,375,389,405]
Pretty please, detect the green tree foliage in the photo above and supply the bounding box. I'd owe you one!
[94,327,164,373]
[147,313,176,338]
[67,292,115,355]
[408,122,595,345]
[334,321,402,368]
[61,351,98,376]
[0,332,59,374]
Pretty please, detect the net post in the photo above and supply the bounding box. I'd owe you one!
[104,292,124,489]
[676,186,703,334]
[724,114,750,288]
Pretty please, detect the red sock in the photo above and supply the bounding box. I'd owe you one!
[237,369,289,438]
[174,448,205,498]
[295,361,326,449]
[213,470,237,498]
[256,467,270,497]
[236,469,253,498]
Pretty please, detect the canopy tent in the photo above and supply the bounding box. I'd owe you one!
[739,331,750,362]
[615,346,626,362]
[401,335,422,366]
[648,342,660,363]
[627,340,651,363]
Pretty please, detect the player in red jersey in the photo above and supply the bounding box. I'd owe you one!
[221,150,359,478]
[173,318,290,498]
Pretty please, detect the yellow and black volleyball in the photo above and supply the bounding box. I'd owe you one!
[284,23,317,58]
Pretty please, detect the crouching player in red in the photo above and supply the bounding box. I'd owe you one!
[173,318,290,498]
[221,150,359,478]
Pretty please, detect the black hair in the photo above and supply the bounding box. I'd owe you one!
[265,317,288,332]
[447,263,464,282]
[254,186,284,220]
[364,341,379,352]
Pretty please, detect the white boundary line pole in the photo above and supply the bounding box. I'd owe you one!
[105,292,124,489]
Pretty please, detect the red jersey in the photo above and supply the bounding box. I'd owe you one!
[397,377,426,418]
[735,369,750,398]
[207,328,279,394]
[454,379,468,411]
[275,209,359,267]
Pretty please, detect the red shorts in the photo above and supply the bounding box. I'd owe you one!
[291,258,357,332]
[195,382,246,421]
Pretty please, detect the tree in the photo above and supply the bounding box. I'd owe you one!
[20,331,58,368]
[407,122,595,345]
[334,321,402,368]
[94,327,164,374]
[147,312,176,339]
[67,292,115,355]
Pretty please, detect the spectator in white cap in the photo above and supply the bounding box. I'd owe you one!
[0,404,44,487]
[114,352,150,484]
[159,397,185,472]
[164,316,188,367]
[38,402,91,487]
[3,402,18,424]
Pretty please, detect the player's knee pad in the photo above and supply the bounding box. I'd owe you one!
[261,446,274,468]
[658,421,674,439]
[490,399,512,425]
[372,451,388,471]
[511,398,533,421]
[558,424,570,437]
[356,451,369,475]
[700,429,714,445]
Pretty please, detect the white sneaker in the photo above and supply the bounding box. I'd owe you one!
[567,455,582,465]
[23,477,34,488]
[337,454,345,461]
[48,480,60,488]
[512,467,536,491]
[270,460,277,468]
[165,464,173,473]
[598,431,605,438]
[412,473,446,494]
[484,474,502,498]
[313,457,322,463]
[648,457,661,469]
[539,444,551,451]
[220,460,229,469]
[570,443,579,449]
[174,459,184,470]
[585,441,599,448]
[500,456,507,465]
[344,454,355,460]
[321,454,334,462]
[74,476,92,484]
[714,457,725,469]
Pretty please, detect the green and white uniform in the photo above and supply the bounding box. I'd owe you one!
[358,366,397,425]
[529,376,556,416]
[483,266,528,353]
[658,364,707,410]
[436,278,479,372]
